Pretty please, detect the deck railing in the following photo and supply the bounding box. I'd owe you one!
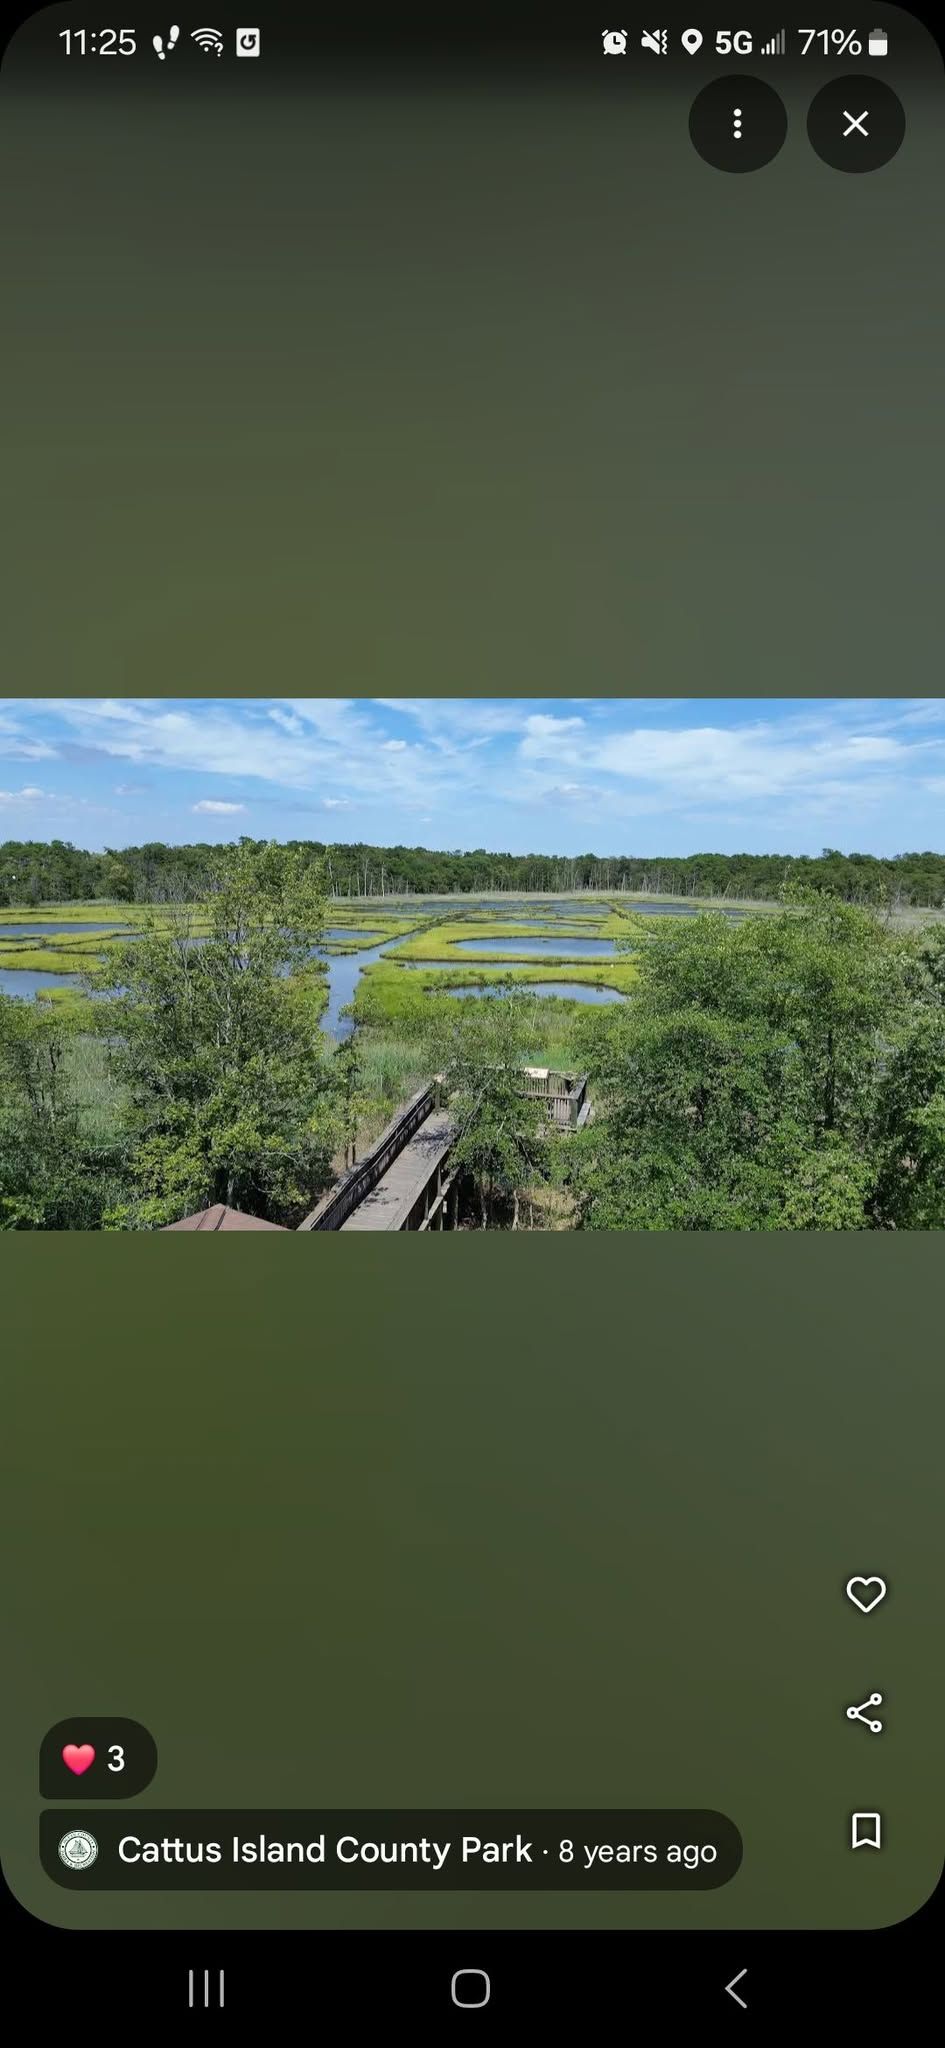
[299,1066,589,1231]
[519,1068,589,1128]
[297,1081,438,1231]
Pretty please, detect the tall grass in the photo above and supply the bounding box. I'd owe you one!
[350,1033,431,1132]
[60,1033,126,1144]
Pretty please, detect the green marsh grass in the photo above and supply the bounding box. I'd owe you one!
[390,916,646,963]
[0,944,105,974]
[351,954,638,1039]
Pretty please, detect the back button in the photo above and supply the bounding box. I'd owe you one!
[725,1967,748,2009]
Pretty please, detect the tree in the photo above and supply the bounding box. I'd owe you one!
[102,854,135,901]
[93,843,341,1227]
[565,897,941,1231]
[870,926,945,1227]
[0,997,128,1228]
[423,983,550,1227]
[333,1031,372,1170]
[4,833,945,909]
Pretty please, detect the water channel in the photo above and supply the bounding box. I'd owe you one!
[451,935,618,957]
[345,897,746,919]
[0,921,131,937]
[438,981,625,1006]
[0,969,84,1000]
[0,943,396,1035]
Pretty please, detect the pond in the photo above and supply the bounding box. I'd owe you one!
[322,927,385,944]
[436,982,625,1006]
[355,897,610,919]
[0,920,131,937]
[341,896,752,920]
[451,935,618,957]
[627,901,747,919]
[0,968,84,1000]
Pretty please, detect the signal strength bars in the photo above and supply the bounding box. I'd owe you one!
[760,28,786,55]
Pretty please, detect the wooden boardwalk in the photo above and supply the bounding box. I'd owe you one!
[298,1069,587,1233]
[339,1108,456,1231]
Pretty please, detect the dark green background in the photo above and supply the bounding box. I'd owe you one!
[3,1240,942,1928]
[1,7,943,1930]
[1,8,943,703]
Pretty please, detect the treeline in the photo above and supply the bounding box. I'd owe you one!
[3,836,945,907]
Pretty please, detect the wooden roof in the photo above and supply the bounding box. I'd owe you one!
[162,1204,288,1232]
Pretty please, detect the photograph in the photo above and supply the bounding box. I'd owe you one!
[2,693,944,1233]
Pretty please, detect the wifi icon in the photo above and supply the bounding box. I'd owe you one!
[191,26,223,55]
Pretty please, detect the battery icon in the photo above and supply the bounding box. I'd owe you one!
[868,27,888,55]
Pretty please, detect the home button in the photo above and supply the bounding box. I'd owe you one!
[451,1968,491,2009]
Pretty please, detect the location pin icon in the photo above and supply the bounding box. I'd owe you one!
[682,28,704,53]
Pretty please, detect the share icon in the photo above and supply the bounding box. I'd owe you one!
[846,1692,884,1734]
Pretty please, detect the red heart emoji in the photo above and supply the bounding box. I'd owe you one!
[62,1742,95,1776]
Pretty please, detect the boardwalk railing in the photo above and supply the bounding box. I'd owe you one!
[299,1067,590,1232]
[297,1082,439,1231]
[519,1068,589,1129]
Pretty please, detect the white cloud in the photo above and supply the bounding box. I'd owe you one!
[31,698,476,812]
[0,784,48,804]
[5,698,945,852]
[373,699,530,747]
[0,711,56,762]
[841,737,903,762]
[544,782,601,803]
[517,714,945,816]
[523,715,585,739]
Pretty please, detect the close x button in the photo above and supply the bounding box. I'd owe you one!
[807,75,906,170]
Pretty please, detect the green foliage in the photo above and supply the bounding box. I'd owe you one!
[102,856,135,901]
[423,983,552,1227]
[92,844,342,1227]
[871,1008,945,1228]
[0,997,128,1228]
[565,901,945,1231]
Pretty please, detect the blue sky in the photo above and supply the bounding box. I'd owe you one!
[1,698,944,855]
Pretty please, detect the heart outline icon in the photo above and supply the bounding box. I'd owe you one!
[62,1742,96,1775]
[845,1576,887,1614]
